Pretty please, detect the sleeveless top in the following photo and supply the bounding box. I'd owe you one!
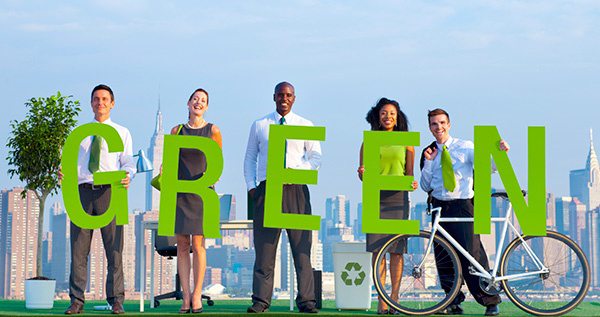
[380,145,406,176]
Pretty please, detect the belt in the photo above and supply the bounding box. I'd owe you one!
[79,183,111,190]
[431,197,472,206]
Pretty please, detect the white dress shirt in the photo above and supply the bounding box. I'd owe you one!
[244,111,322,190]
[420,136,475,200]
[77,118,136,185]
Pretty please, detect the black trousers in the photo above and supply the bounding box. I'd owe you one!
[432,198,501,307]
[69,185,124,305]
[251,181,316,309]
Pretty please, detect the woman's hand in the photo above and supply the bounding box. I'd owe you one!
[411,180,418,191]
[357,166,364,181]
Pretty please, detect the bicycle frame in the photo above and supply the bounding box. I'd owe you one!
[419,204,549,284]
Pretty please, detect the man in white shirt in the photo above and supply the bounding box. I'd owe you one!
[244,82,321,313]
[420,108,507,316]
[64,85,135,315]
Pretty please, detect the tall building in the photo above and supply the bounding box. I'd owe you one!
[0,188,40,299]
[353,203,364,241]
[555,196,572,235]
[146,105,164,212]
[123,212,138,295]
[136,210,175,296]
[569,129,600,211]
[50,202,70,291]
[325,195,349,226]
[0,189,8,297]
[587,208,600,288]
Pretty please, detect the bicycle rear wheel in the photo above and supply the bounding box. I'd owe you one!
[499,231,590,316]
[373,230,463,315]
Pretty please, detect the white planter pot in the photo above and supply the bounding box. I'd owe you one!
[25,279,56,309]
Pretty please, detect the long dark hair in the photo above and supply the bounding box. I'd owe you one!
[365,97,409,131]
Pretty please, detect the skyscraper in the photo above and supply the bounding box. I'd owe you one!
[50,202,70,291]
[555,196,572,235]
[569,129,600,211]
[146,104,164,212]
[0,188,40,299]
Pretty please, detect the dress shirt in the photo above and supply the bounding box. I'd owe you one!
[420,136,474,200]
[244,111,322,190]
[77,118,136,185]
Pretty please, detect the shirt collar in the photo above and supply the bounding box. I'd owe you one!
[93,117,112,124]
[436,135,454,149]
[273,111,294,122]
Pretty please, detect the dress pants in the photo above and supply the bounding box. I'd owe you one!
[69,185,124,305]
[432,198,501,307]
[251,181,316,309]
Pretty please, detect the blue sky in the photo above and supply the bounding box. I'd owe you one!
[1,1,599,220]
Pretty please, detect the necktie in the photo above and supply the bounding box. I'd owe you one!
[441,145,456,192]
[88,135,102,173]
[280,117,287,168]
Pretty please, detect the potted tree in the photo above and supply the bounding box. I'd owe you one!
[6,92,80,309]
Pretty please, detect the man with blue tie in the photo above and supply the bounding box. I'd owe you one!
[63,84,135,315]
[244,82,321,313]
[420,108,508,316]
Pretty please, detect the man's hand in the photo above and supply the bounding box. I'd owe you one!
[499,140,510,152]
[58,166,63,185]
[424,147,438,160]
[121,172,131,189]
[248,188,256,200]
[357,165,364,181]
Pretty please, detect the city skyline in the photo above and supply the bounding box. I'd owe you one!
[2,2,600,218]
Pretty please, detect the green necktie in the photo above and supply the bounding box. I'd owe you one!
[441,145,456,192]
[88,135,102,173]
[280,117,287,167]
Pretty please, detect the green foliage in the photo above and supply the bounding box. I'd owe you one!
[6,92,80,198]
[5,91,80,277]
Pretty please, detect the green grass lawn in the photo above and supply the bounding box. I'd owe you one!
[0,299,598,316]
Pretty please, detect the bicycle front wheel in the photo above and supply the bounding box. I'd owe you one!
[500,231,590,316]
[373,230,463,316]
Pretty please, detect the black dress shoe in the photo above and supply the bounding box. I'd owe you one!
[299,303,319,313]
[485,304,500,316]
[439,304,464,315]
[247,302,269,313]
[64,302,84,315]
[111,302,125,315]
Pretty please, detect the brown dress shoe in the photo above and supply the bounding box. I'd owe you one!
[64,302,84,315]
[112,302,125,315]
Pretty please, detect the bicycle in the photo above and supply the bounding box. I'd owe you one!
[373,192,590,316]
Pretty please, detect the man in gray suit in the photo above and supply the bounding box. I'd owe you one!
[63,84,135,315]
[244,82,322,313]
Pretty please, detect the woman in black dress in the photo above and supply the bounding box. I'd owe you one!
[173,88,222,313]
[357,98,417,314]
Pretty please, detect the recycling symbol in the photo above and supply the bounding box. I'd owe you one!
[340,262,366,286]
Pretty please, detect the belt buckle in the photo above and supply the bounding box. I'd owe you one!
[91,184,102,190]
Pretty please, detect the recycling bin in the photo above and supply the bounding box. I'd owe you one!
[332,242,372,310]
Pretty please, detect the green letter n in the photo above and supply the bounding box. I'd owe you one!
[474,126,546,236]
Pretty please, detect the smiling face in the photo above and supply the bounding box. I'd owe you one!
[187,90,209,117]
[378,104,397,131]
[429,114,451,144]
[91,89,115,122]
[273,84,295,116]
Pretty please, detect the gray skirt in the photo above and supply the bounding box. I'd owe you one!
[366,190,409,254]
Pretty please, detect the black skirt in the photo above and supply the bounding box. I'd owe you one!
[366,190,409,254]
